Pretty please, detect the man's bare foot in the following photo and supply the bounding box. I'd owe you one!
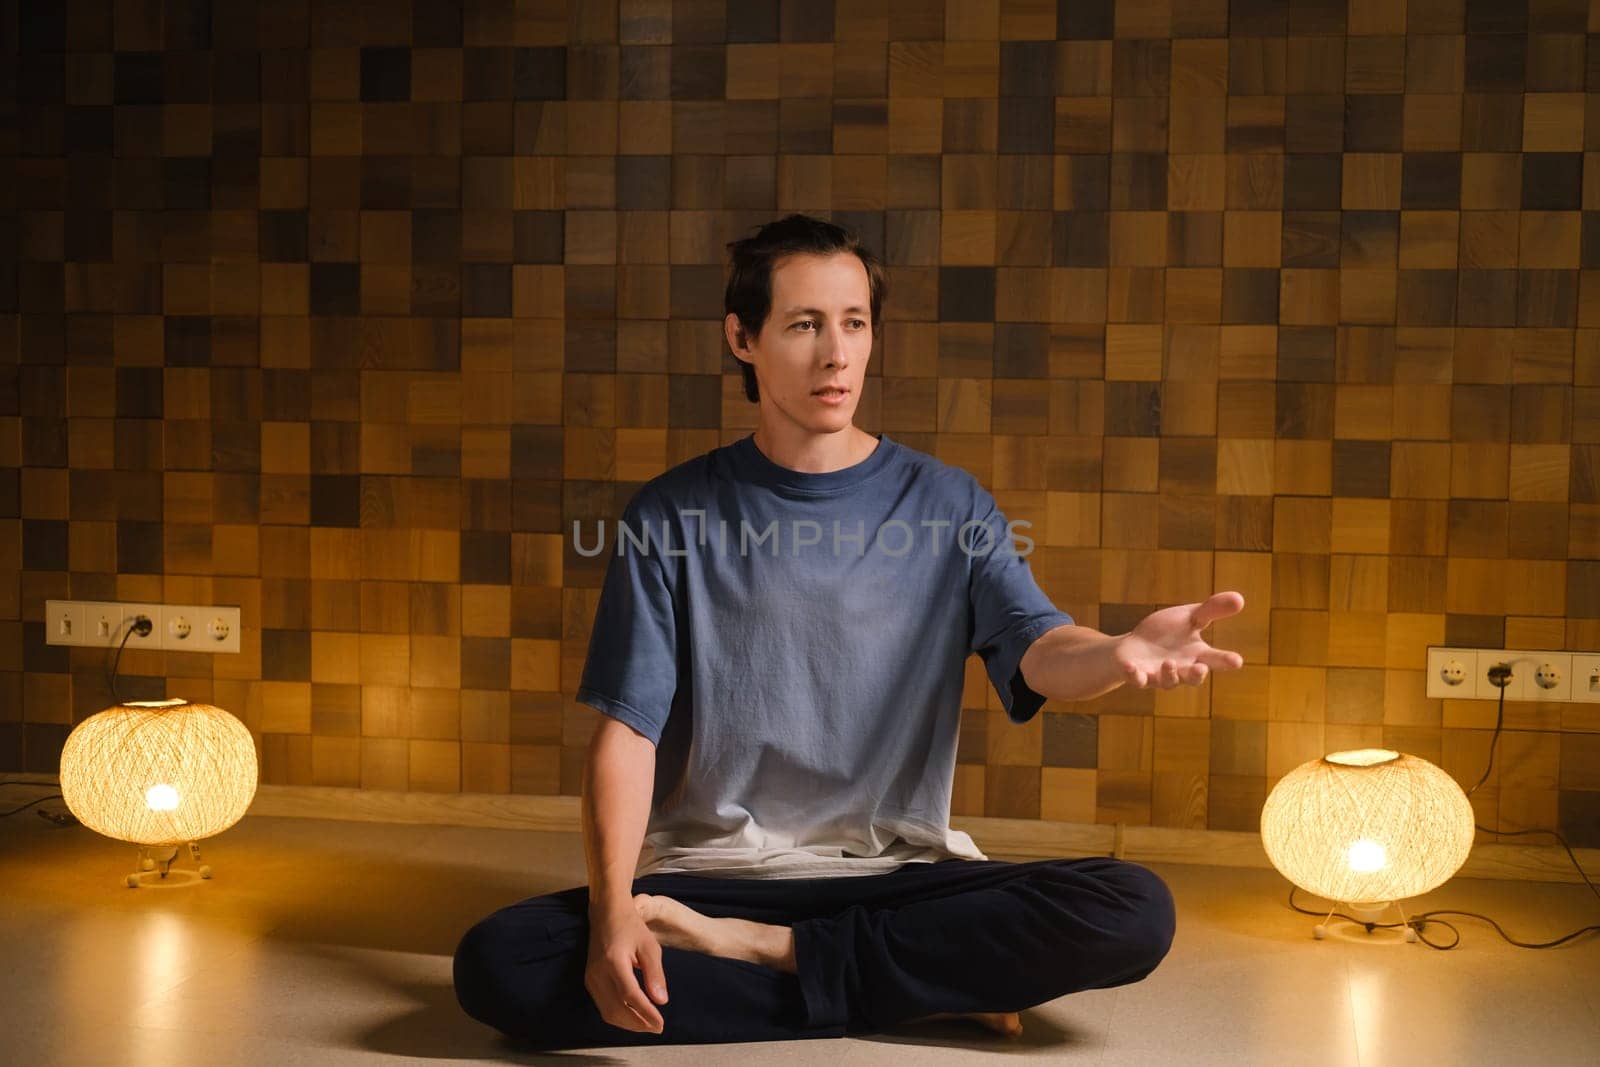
[633,893,798,974]
[914,1011,1024,1037]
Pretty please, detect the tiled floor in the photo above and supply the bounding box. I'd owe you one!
[2,789,1598,1065]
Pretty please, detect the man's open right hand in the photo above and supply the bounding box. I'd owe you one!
[585,897,669,1034]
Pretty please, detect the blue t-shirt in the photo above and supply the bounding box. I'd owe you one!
[576,431,1075,878]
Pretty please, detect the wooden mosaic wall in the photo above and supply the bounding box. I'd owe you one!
[3,0,1599,847]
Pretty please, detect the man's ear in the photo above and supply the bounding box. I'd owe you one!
[724,313,751,357]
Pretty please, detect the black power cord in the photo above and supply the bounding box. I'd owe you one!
[0,782,74,825]
[1289,661,1600,949]
[0,617,155,825]
[0,615,155,827]
[0,773,72,824]
[105,615,154,703]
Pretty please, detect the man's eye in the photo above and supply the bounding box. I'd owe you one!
[848,319,866,329]
[793,320,815,331]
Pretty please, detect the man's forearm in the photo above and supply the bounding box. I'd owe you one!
[581,717,657,910]
[1017,624,1128,703]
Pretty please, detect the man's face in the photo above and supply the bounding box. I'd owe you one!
[727,251,874,433]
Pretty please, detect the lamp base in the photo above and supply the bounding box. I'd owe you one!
[1310,899,1418,944]
[124,841,213,888]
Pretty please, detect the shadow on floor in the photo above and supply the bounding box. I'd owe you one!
[861,1008,1092,1052]
[352,977,629,1064]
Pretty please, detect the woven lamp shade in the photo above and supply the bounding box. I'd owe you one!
[1260,749,1475,907]
[59,699,258,846]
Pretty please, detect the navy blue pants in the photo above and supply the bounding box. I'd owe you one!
[452,856,1175,1049]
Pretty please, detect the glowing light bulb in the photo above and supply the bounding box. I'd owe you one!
[1347,838,1386,873]
[145,783,180,811]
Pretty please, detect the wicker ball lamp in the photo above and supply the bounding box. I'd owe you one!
[1260,748,1476,942]
[59,698,258,887]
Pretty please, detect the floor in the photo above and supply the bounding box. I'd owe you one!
[2,788,1598,1066]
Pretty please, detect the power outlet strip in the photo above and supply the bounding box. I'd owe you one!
[1426,647,1600,703]
[45,601,242,655]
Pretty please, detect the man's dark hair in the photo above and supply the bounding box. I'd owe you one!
[723,214,888,403]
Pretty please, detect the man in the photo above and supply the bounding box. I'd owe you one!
[453,215,1245,1049]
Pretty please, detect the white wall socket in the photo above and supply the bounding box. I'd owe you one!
[1427,646,1587,702]
[1574,655,1600,703]
[47,600,82,643]
[160,604,241,654]
[45,601,241,655]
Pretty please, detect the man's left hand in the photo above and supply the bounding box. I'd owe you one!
[1115,591,1246,689]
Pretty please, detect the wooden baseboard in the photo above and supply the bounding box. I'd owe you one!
[249,782,583,832]
[248,785,1600,887]
[7,774,1594,886]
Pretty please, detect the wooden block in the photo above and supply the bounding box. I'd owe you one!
[1347,93,1404,154]
[1285,36,1345,94]
[1113,97,1168,153]
[1151,739,1208,827]
[1511,383,1574,443]
[1523,93,1586,152]
[1216,324,1276,379]
[1270,551,1329,612]
[1170,38,1227,96]
[1169,92,1227,153]
[937,378,993,433]
[1040,767,1097,823]
[1221,211,1280,268]
[1459,211,1520,269]
[1053,97,1112,153]
[1166,156,1224,213]
[1509,443,1573,502]
[1286,99,1342,160]
[1154,423,1213,482]
[1098,714,1153,773]
[1403,93,1463,152]
[1112,0,1173,38]
[408,738,460,792]
[1518,269,1579,327]
[1101,433,1158,493]
[1228,37,1284,95]
[1055,39,1113,95]
[1222,155,1281,213]
[1406,34,1465,92]
[995,208,1053,266]
[1398,210,1459,267]
[1273,207,1337,267]
[1106,211,1167,267]
[409,686,460,741]
[1508,501,1571,559]
[935,209,992,266]
[1164,267,1222,321]
[1452,441,1510,499]
[1455,268,1519,326]
[1098,548,1216,605]
[1225,95,1284,153]
[1521,211,1582,268]
[1052,154,1110,210]
[1346,34,1406,92]
[1526,33,1585,92]
[1266,664,1325,724]
[1042,491,1100,547]
[1337,268,1388,323]
[1460,152,1523,208]
[1342,153,1403,209]
[1109,37,1168,98]
[1047,387,1106,448]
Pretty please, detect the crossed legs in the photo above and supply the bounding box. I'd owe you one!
[453,856,1175,1049]
[632,892,1023,1036]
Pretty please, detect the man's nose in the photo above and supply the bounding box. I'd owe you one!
[818,323,850,363]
